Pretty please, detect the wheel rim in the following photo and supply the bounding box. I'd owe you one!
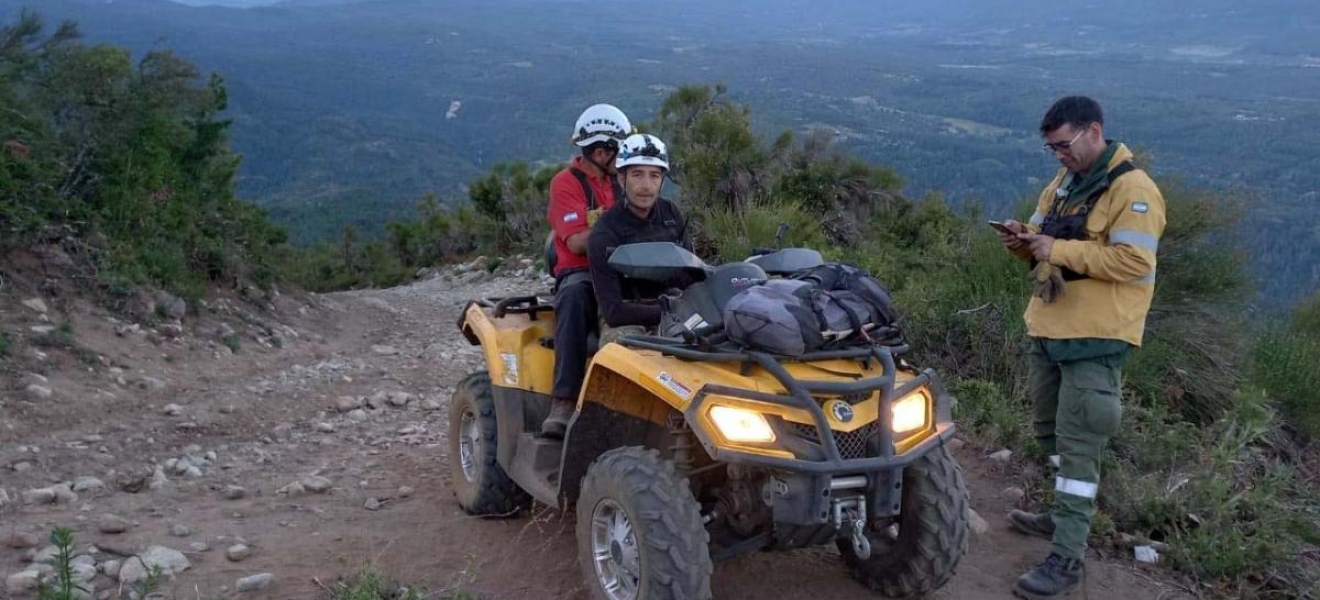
[457,404,480,482]
[590,498,641,600]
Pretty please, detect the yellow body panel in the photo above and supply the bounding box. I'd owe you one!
[461,302,937,457]
[460,302,557,393]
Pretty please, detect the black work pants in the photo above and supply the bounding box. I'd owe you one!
[551,270,596,401]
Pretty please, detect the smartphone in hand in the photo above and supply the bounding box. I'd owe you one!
[987,220,1019,236]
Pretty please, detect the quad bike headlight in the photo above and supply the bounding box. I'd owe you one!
[891,390,931,434]
[708,406,776,443]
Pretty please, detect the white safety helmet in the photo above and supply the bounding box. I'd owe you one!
[572,104,632,147]
[616,134,670,171]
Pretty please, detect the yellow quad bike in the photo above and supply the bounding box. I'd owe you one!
[449,242,969,600]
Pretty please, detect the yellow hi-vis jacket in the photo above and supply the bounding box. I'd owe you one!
[1014,143,1166,347]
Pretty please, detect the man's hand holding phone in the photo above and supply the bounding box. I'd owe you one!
[990,220,1027,251]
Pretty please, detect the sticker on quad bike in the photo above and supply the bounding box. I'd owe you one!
[499,352,519,385]
[656,372,693,399]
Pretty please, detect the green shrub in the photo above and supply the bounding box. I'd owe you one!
[0,331,10,357]
[222,333,241,353]
[1253,298,1320,441]
[949,378,1033,451]
[1,12,289,302]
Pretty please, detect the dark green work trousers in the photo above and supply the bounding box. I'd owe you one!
[1025,337,1131,560]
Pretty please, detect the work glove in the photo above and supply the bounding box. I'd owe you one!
[1029,262,1066,303]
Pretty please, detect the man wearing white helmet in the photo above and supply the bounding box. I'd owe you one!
[542,103,632,438]
[588,134,695,338]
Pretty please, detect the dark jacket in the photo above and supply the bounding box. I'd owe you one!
[587,198,694,327]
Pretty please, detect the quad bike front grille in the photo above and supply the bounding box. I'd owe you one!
[789,422,879,460]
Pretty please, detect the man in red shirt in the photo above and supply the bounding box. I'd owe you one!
[541,103,632,437]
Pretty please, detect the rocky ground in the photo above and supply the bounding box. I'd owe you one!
[0,257,1195,600]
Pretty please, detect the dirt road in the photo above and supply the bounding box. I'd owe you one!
[0,266,1193,599]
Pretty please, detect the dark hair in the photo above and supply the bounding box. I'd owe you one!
[1040,96,1104,134]
[581,140,618,158]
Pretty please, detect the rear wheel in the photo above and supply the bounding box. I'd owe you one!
[576,447,712,600]
[448,371,528,516]
[837,443,970,597]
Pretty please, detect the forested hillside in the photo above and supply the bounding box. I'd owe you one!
[4,0,1318,305]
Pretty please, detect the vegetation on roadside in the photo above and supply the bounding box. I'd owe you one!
[1,10,286,306]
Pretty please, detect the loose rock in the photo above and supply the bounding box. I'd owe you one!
[397,486,415,499]
[118,546,190,583]
[72,476,106,493]
[5,531,40,549]
[222,485,248,500]
[347,409,369,422]
[364,497,383,511]
[21,487,57,505]
[299,475,333,494]
[6,570,42,595]
[25,384,53,400]
[139,377,167,391]
[149,467,170,490]
[21,298,48,314]
[370,344,398,356]
[987,449,1013,462]
[386,391,413,408]
[98,514,133,534]
[169,524,192,538]
[100,560,122,578]
[969,509,990,536]
[162,403,183,416]
[335,396,361,413]
[1001,486,1026,503]
[226,544,252,562]
[236,572,275,593]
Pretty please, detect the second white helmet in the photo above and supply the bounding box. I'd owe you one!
[572,104,632,147]
[616,134,670,171]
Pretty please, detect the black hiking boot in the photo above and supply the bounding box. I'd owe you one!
[1007,509,1056,540]
[1012,553,1084,599]
[540,398,575,438]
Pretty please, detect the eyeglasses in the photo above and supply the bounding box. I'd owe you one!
[1042,128,1087,154]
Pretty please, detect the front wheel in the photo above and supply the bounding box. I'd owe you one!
[576,447,712,600]
[837,443,970,597]
[447,371,528,516]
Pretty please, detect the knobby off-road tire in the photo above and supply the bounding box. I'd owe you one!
[837,443,970,597]
[576,447,713,600]
[448,371,528,516]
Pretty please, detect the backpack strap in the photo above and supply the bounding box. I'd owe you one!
[569,166,622,212]
[1040,161,1139,281]
[568,167,597,211]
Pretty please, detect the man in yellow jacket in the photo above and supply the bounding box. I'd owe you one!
[996,96,1166,599]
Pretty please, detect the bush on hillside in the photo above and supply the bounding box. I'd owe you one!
[0,10,287,302]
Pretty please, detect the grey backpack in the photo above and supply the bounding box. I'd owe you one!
[724,279,882,356]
